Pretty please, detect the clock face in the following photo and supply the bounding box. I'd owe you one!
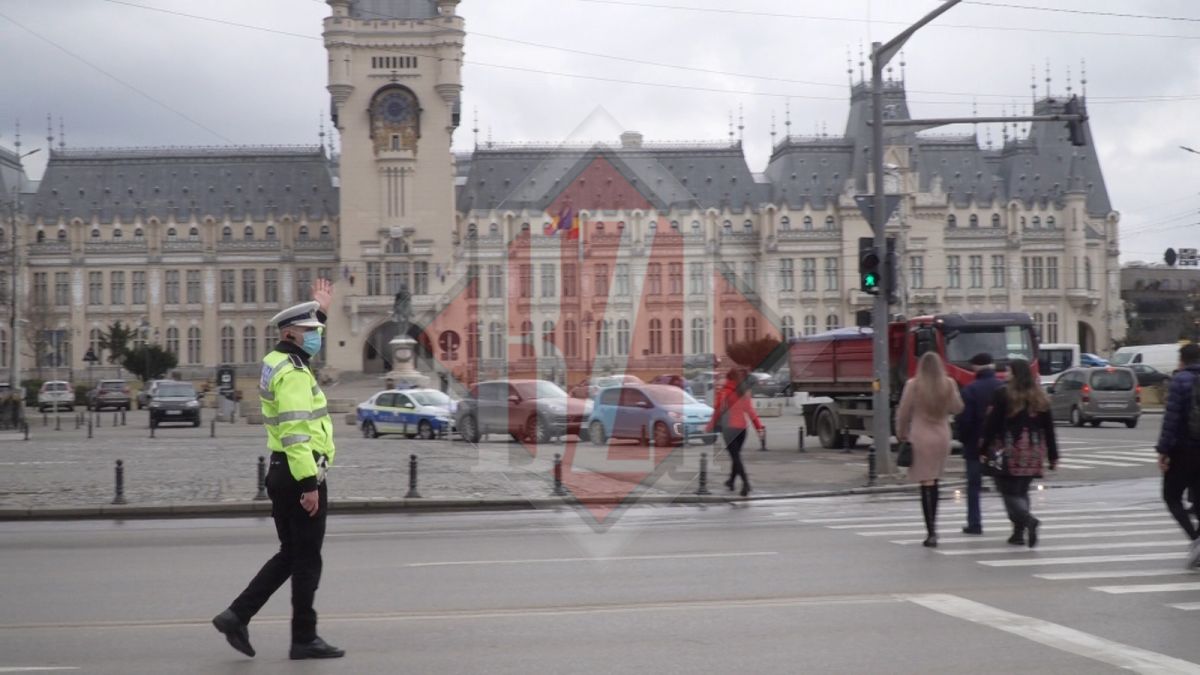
[380,92,414,123]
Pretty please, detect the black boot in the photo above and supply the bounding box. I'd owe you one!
[1007,525,1026,546]
[920,486,937,548]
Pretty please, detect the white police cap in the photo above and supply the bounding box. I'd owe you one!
[271,301,324,329]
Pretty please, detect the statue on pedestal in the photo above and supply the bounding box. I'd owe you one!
[385,282,429,388]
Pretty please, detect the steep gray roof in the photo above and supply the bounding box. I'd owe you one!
[27,147,338,224]
[349,0,438,20]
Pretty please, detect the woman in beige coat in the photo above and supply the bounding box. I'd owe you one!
[896,352,964,548]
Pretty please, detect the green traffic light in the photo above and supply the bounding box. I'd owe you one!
[864,273,878,288]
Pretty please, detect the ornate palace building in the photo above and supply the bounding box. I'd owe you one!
[0,0,1124,385]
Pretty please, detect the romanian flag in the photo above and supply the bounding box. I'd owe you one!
[552,204,580,239]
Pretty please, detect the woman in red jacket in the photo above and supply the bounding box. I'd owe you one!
[706,367,765,496]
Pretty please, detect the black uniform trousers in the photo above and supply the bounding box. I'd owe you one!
[1163,458,1200,540]
[229,453,328,643]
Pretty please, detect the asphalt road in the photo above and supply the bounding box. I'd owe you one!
[2,477,1198,674]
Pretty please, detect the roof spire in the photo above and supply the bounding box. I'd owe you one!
[1080,58,1088,98]
[846,46,854,87]
[46,112,54,152]
[784,99,792,137]
[58,116,65,150]
[858,41,866,84]
[1045,58,1052,99]
[899,51,906,82]
[1030,64,1037,105]
[737,104,745,144]
[1065,65,1073,97]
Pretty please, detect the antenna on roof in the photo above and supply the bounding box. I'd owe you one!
[1000,105,1009,144]
[13,118,21,155]
[985,124,993,150]
[737,104,744,144]
[1030,65,1037,105]
[1045,58,1052,100]
[58,117,65,150]
[846,46,854,87]
[1080,59,1088,98]
[972,98,978,140]
[1065,65,1073,97]
[472,106,479,148]
[46,113,54,152]
[487,125,493,149]
[785,99,792,137]
[318,112,327,154]
[899,51,906,82]
[858,42,866,84]
[770,112,777,147]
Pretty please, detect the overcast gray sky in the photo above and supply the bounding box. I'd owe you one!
[1,0,1198,264]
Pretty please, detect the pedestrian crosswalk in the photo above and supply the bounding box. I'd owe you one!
[1053,447,1160,471]
[802,499,1200,612]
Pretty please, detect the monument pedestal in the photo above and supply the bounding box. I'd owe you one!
[384,336,429,389]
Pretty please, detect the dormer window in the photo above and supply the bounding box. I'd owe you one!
[722,220,733,234]
[969,214,979,228]
[743,219,753,232]
[222,226,233,242]
[113,228,123,240]
[780,216,791,231]
[467,223,477,238]
[57,228,67,242]
[1032,216,1042,229]
[133,227,144,240]
[320,225,331,240]
[167,228,178,242]
[265,225,277,241]
[803,215,813,230]
[991,214,1001,228]
[489,223,499,236]
[1046,216,1056,229]
[243,226,254,241]
[825,215,836,229]
[947,215,957,228]
[36,230,46,243]
[188,227,200,241]
[298,226,310,241]
[91,228,101,240]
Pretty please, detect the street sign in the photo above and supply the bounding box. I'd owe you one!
[853,194,902,224]
[438,330,461,361]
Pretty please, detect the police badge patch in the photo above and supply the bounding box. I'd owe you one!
[259,364,273,391]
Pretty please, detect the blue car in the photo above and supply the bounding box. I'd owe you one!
[357,388,456,440]
[587,384,717,447]
[1080,352,1109,367]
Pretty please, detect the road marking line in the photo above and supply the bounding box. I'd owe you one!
[1052,458,1139,467]
[1170,602,1200,611]
[1091,450,1157,458]
[806,507,1149,524]
[980,553,1182,567]
[1035,569,1196,581]
[405,551,780,568]
[0,669,81,673]
[829,512,1156,529]
[1092,582,1200,594]
[908,593,1200,674]
[892,528,1183,545]
[859,519,1168,536]
[938,540,1186,556]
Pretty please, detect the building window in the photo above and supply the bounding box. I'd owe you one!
[723,317,737,348]
[242,326,258,363]
[910,256,924,290]
[91,228,101,240]
[185,270,200,304]
[722,220,733,235]
[542,321,558,357]
[691,220,701,235]
[689,262,705,295]
[562,263,577,297]
[1032,312,1044,340]
[691,318,707,354]
[991,213,1001,228]
[669,318,683,355]
[188,227,199,241]
[58,228,68,241]
[298,226,309,241]
[88,271,103,305]
[564,320,578,358]
[780,216,791,232]
[969,214,979,228]
[165,327,179,355]
[947,214,957,228]
[1046,312,1059,343]
[413,261,428,295]
[1047,257,1059,289]
[243,226,254,241]
[742,261,758,293]
[0,328,5,368]
[166,228,178,242]
[222,226,233,243]
[363,263,381,297]
[216,270,233,303]
[670,220,680,232]
[111,271,125,305]
[668,263,683,295]
[947,256,961,289]
[720,262,736,294]
[615,264,630,297]
[164,270,180,304]
[744,316,758,342]
[1032,216,1041,229]
[743,219,753,232]
[33,272,48,305]
[242,270,257,304]
[781,315,795,340]
[541,264,557,298]
[1085,258,1093,290]
[803,215,813,230]
[520,320,534,358]
[518,265,533,298]
[466,223,477,238]
[824,257,839,291]
[487,264,503,298]
[488,223,499,237]
[803,315,817,336]
[488,322,504,360]
[56,272,71,306]
[1046,216,1056,229]
[594,264,609,296]
[265,225,277,241]
[132,272,146,304]
[991,255,1006,288]
[319,225,331,240]
[219,326,235,363]
[263,269,278,304]
[611,319,628,356]
[824,215,836,230]
[825,313,840,331]
[112,228,123,240]
[187,327,202,364]
[596,320,611,357]
[647,263,662,295]
[466,322,480,359]
[800,258,814,292]
[264,325,279,347]
[780,258,796,292]
[386,262,409,296]
[969,255,983,289]
[649,319,663,355]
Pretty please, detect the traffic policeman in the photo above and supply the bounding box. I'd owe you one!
[212,280,345,660]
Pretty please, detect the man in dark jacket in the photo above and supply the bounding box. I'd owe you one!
[1155,343,1200,567]
[955,353,1004,535]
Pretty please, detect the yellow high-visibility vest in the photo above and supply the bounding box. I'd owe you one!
[259,349,334,484]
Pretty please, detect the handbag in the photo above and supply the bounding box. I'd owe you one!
[896,441,913,468]
[983,412,1046,478]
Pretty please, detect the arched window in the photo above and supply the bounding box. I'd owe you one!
[1046,312,1059,343]
[969,214,979,228]
[187,327,202,365]
[466,322,480,359]
[243,226,254,241]
[691,220,701,234]
[165,327,179,355]
[36,230,45,243]
[803,316,817,336]
[264,325,279,347]
[1046,216,1056,229]
[91,228,101,240]
[563,320,578,358]
[594,221,605,233]
[744,316,758,342]
[265,225,277,241]
[166,227,178,242]
[670,220,680,232]
[222,226,233,242]
[57,228,68,241]
[780,216,791,231]
[669,318,683,355]
[947,215,957,228]
[467,223,477,238]
[616,319,630,356]
[242,326,258,362]
[722,220,733,234]
[319,225,331,240]
[803,215,813,230]
[691,318,707,354]
[542,321,557,356]
[521,222,531,234]
[616,221,626,233]
[781,315,795,340]
[824,215,836,230]
[489,223,499,236]
[648,318,663,355]
[520,320,534,358]
[1032,216,1041,229]
[298,225,310,241]
[723,317,737,348]
[188,227,200,241]
[112,228,123,240]
[991,213,1001,228]
[743,219,753,232]
[825,314,840,331]
[220,326,236,363]
[488,321,504,359]
[133,227,144,240]
[597,320,611,357]
[647,219,658,232]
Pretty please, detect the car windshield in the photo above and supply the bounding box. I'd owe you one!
[100,382,124,390]
[1110,352,1133,365]
[944,326,1034,366]
[1037,348,1075,377]
[409,391,450,407]
[515,381,568,399]
[157,385,196,397]
[1091,369,1134,391]
[644,386,701,406]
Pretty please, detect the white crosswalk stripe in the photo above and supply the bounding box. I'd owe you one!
[1035,569,1195,581]
[1092,582,1200,594]
[892,528,1182,545]
[937,539,1185,556]
[858,519,1167,537]
[1169,602,1200,611]
[828,512,1157,529]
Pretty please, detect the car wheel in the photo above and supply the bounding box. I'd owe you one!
[417,420,434,440]
[1070,406,1084,428]
[653,421,672,448]
[362,421,378,439]
[459,415,481,443]
[1125,418,1138,429]
[526,415,551,444]
[816,408,841,449]
[589,420,606,446]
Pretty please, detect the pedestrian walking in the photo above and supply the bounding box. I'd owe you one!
[1153,343,1200,568]
[896,352,964,548]
[212,279,345,660]
[979,358,1058,549]
[955,353,1004,535]
[705,367,764,497]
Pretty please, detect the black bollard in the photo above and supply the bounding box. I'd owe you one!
[405,454,421,499]
[798,426,806,453]
[55,414,61,431]
[210,418,216,438]
[43,412,47,427]
[87,418,93,439]
[121,410,126,426]
[759,427,768,452]
[867,448,877,487]
[149,422,155,439]
[552,453,567,496]
[841,428,852,454]
[254,456,267,501]
[695,452,712,495]
[112,459,127,505]
[23,420,30,441]
[95,412,101,429]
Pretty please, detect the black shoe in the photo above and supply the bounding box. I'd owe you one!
[724,479,735,492]
[740,485,751,497]
[1027,517,1040,549]
[1007,530,1026,545]
[289,637,345,660]
[961,526,983,535]
[922,535,938,548]
[212,609,255,658]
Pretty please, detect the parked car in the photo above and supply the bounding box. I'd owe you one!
[1129,363,1170,388]
[1079,352,1109,367]
[1110,343,1179,375]
[148,381,202,428]
[1048,366,1140,428]
[88,380,131,411]
[569,374,643,399]
[358,388,456,440]
[37,381,74,412]
[648,374,693,394]
[587,384,716,447]
[688,371,724,398]
[136,380,168,410]
[753,368,793,398]
[456,379,592,444]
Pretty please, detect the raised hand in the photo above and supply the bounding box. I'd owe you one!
[312,278,333,314]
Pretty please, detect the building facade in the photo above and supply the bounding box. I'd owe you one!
[1121,263,1200,345]
[0,0,1125,386]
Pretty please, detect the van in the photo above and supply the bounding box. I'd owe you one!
[1110,343,1186,376]
[1047,366,1140,428]
[1037,343,1080,388]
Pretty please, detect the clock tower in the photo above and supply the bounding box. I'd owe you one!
[322,0,463,373]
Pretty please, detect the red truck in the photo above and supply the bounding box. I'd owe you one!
[789,312,1039,449]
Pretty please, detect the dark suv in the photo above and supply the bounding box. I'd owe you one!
[148,382,202,428]
[88,380,131,411]
[455,379,592,444]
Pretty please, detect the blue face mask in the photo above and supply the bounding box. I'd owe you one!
[301,329,323,356]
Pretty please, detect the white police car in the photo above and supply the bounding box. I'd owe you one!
[357,389,456,440]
